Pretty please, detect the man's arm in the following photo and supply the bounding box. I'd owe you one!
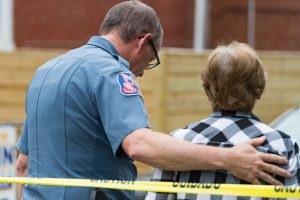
[122,128,290,185]
[16,153,28,200]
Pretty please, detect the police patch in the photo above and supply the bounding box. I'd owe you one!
[117,72,140,96]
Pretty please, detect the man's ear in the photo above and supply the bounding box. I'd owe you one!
[137,33,152,53]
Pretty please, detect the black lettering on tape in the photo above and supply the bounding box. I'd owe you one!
[179,182,186,188]
[190,183,197,188]
[214,184,220,189]
[172,182,220,190]
[275,185,282,192]
[274,186,299,193]
[290,186,296,193]
[203,183,212,189]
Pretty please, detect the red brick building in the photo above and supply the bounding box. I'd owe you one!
[1,0,300,50]
[208,0,300,50]
[13,0,195,49]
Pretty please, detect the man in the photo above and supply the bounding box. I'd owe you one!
[145,42,300,200]
[16,1,290,200]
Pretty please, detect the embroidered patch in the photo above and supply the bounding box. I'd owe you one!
[117,72,140,96]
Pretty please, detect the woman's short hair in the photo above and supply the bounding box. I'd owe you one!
[99,0,163,45]
[201,41,266,112]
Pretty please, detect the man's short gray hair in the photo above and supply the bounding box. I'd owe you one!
[99,0,163,45]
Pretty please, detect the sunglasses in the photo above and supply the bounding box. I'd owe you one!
[138,36,161,70]
[146,38,160,69]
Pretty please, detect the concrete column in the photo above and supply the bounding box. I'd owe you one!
[0,0,15,52]
[193,0,208,51]
[247,0,256,48]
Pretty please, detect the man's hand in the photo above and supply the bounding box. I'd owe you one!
[223,136,290,185]
[16,153,28,200]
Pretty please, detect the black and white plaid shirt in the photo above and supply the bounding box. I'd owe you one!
[145,111,300,200]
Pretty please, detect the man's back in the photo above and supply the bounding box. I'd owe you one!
[17,37,146,199]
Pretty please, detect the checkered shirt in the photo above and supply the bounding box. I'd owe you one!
[145,111,300,200]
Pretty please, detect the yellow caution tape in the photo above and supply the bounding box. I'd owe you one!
[0,177,300,198]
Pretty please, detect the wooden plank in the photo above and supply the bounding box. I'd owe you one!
[168,76,203,92]
[0,88,26,105]
[149,52,168,132]
[267,78,300,90]
[0,71,33,87]
[166,92,210,113]
[0,50,63,70]
[0,105,26,122]
[164,49,208,74]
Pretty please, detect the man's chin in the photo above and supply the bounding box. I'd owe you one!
[132,71,142,77]
[128,67,143,77]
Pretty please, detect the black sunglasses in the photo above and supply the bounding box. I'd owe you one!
[138,36,160,70]
[146,38,160,70]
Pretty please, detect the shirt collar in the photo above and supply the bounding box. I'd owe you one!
[211,110,260,121]
[86,36,129,69]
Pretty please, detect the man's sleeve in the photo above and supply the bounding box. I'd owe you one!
[92,69,150,156]
[16,118,29,154]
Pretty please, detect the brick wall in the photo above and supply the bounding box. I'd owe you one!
[14,0,195,49]
[208,0,300,50]
[256,0,300,50]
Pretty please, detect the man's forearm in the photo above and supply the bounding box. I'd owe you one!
[122,128,290,185]
[122,128,227,170]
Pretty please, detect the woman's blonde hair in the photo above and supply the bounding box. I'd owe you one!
[202,41,266,112]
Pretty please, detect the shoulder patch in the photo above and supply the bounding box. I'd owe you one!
[117,72,140,96]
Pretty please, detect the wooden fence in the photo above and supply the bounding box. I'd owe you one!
[0,49,65,122]
[1,48,300,131]
[139,49,300,133]
[1,48,300,174]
